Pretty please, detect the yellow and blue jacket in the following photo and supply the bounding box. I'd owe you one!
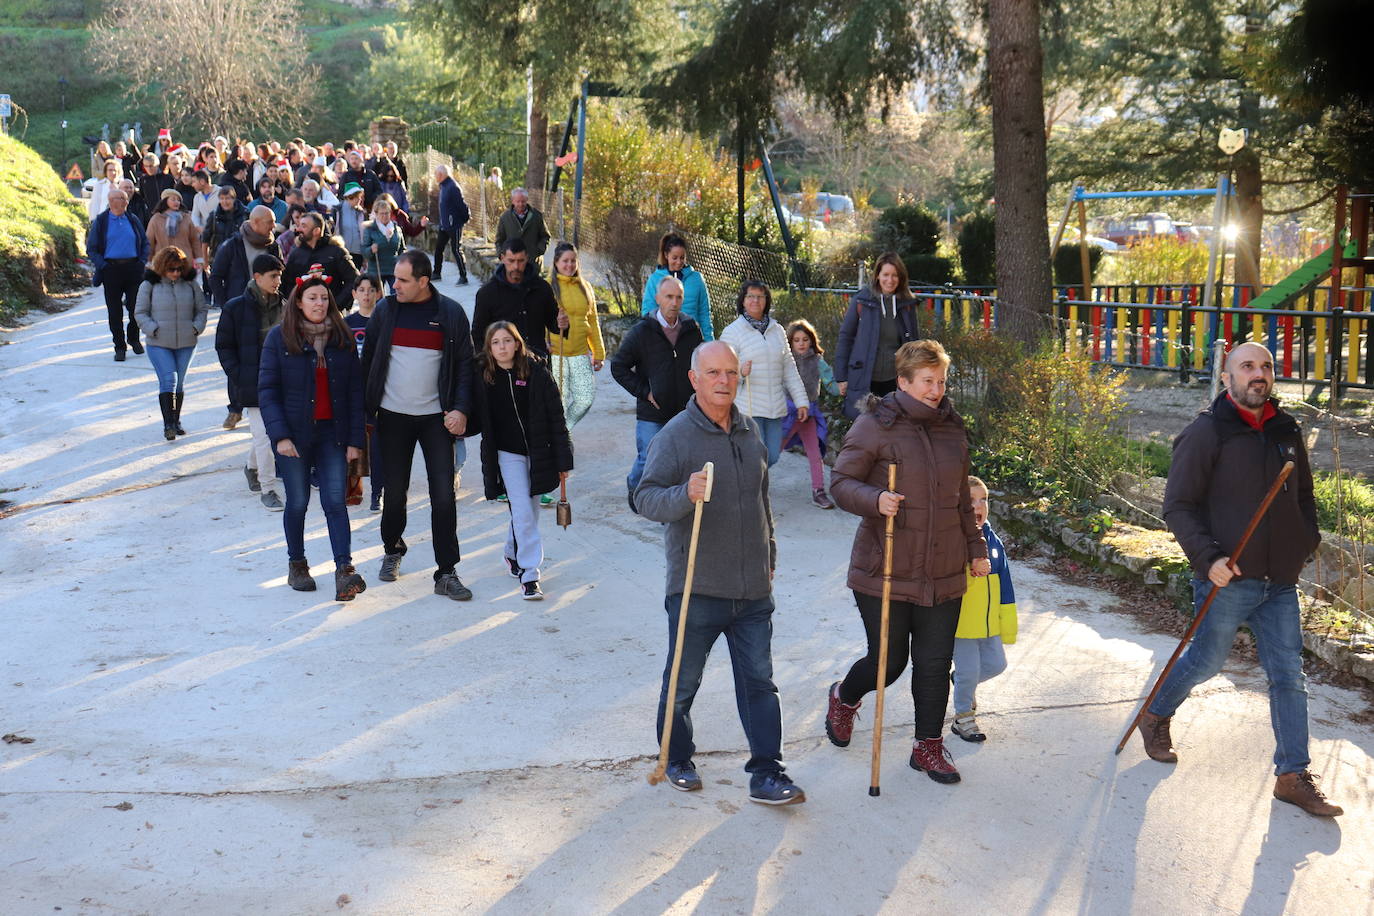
[955,523,1017,643]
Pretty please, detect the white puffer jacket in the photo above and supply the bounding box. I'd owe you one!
[720,315,808,420]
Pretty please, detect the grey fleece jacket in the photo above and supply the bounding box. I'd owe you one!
[635,396,776,600]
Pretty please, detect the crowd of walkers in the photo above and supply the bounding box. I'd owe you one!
[79,130,1342,816]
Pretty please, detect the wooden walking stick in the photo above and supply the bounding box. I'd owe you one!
[648,461,715,786]
[1114,460,1294,755]
[869,462,899,797]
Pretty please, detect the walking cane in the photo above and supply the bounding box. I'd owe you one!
[1114,460,1294,755]
[648,461,715,786]
[870,462,899,796]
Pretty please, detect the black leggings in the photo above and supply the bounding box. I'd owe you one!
[433,227,465,277]
[838,591,961,739]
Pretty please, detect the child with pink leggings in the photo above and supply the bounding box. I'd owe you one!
[781,319,839,509]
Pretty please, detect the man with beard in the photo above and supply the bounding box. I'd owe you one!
[471,239,564,357]
[282,211,358,309]
[1139,342,1341,818]
[210,205,277,309]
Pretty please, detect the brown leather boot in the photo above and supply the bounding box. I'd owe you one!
[334,564,367,602]
[287,560,316,592]
[1274,771,1343,817]
[1138,711,1178,763]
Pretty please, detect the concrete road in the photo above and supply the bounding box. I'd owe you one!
[1,280,1370,915]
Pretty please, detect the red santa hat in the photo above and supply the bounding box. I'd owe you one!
[166,143,187,156]
[157,128,172,140]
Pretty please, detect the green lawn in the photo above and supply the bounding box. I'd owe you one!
[0,133,87,322]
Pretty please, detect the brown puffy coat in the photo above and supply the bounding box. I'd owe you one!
[145,209,202,263]
[831,390,987,606]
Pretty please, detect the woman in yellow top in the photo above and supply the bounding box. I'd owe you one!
[547,241,606,428]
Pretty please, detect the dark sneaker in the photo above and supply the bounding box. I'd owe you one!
[1274,771,1343,817]
[378,553,403,582]
[244,466,261,493]
[369,493,381,513]
[812,488,835,510]
[825,681,861,747]
[287,560,316,592]
[261,491,284,512]
[223,410,242,430]
[749,771,806,806]
[334,565,367,602]
[910,737,961,784]
[129,339,144,355]
[114,349,127,362]
[522,580,543,600]
[951,713,986,742]
[1139,711,1178,763]
[435,572,472,601]
[457,277,469,286]
[665,761,701,792]
[505,556,523,579]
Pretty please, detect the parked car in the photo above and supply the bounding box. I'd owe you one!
[785,191,855,224]
[1100,211,1179,247]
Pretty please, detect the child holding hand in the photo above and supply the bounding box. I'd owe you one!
[950,475,1018,742]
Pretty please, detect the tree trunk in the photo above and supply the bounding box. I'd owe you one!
[988,0,1054,345]
[526,78,550,192]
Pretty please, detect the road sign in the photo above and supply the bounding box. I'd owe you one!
[0,94,11,118]
[65,164,83,182]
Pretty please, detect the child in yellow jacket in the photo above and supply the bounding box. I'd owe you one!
[950,476,1018,742]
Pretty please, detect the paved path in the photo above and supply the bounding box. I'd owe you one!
[1,280,1371,915]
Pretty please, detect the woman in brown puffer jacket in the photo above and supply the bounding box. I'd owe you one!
[822,339,990,785]
[145,189,203,268]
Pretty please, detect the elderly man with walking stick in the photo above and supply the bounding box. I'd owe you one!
[636,340,806,806]
[1132,341,1341,817]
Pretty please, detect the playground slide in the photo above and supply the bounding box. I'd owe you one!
[1247,240,1356,310]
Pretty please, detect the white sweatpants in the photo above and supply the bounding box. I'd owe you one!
[498,450,543,584]
[243,407,280,497]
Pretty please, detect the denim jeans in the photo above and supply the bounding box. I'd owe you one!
[1149,578,1310,775]
[750,415,783,467]
[656,593,784,775]
[276,419,352,567]
[627,419,665,494]
[951,636,1008,715]
[146,345,196,394]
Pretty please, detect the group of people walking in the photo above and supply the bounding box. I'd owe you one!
[79,132,1342,817]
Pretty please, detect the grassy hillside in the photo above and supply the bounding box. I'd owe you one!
[0,134,87,323]
[0,0,395,172]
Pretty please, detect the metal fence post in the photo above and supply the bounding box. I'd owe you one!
[478,161,488,239]
[1331,306,1345,403]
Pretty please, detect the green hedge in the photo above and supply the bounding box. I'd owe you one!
[0,133,87,323]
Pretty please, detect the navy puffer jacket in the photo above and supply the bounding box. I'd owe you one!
[258,324,366,449]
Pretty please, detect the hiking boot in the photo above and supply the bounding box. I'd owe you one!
[812,488,835,510]
[951,712,986,743]
[665,761,701,792]
[505,556,523,579]
[749,771,806,806]
[260,491,284,512]
[378,553,403,582]
[435,572,472,601]
[287,560,316,592]
[244,466,261,493]
[1139,711,1178,763]
[522,580,543,600]
[334,564,367,602]
[1274,771,1343,817]
[223,410,242,430]
[910,736,961,784]
[825,681,861,747]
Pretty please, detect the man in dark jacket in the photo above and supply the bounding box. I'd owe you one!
[201,186,249,267]
[282,211,358,309]
[360,250,476,601]
[472,240,564,357]
[135,153,173,213]
[432,164,469,284]
[87,188,149,361]
[493,188,550,269]
[341,149,382,210]
[210,206,277,309]
[1140,342,1340,818]
[220,159,252,205]
[610,275,702,511]
[215,254,286,510]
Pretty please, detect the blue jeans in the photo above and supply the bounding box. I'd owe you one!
[146,345,195,394]
[1149,578,1309,775]
[276,420,352,567]
[656,593,783,775]
[627,419,664,494]
[751,415,783,467]
[951,636,1007,715]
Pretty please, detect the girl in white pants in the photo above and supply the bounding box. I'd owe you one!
[474,321,574,600]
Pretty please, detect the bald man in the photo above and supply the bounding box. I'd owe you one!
[210,205,279,308]
[1139,342,1340,817]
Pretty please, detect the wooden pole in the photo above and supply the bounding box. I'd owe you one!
[869,462,899,796]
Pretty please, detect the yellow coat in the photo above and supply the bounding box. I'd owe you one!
[955,524,1018,643]
[549,274,605,360]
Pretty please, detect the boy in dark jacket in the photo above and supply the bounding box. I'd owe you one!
[610,275,702,511]
[216,254,286,510]
[1141,342,1340,818]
